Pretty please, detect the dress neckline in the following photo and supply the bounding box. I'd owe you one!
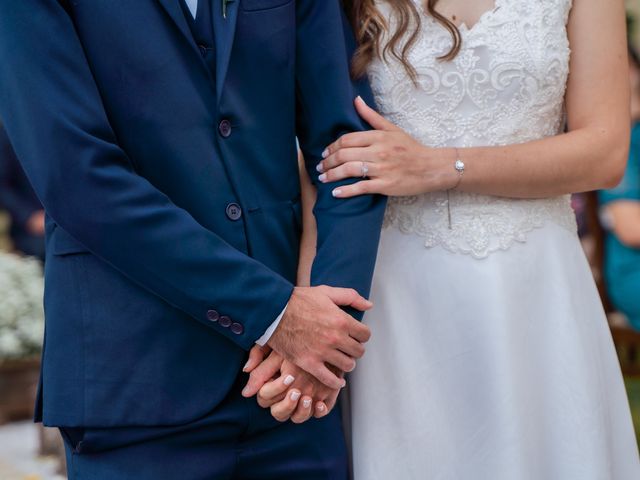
[412,0,503,36]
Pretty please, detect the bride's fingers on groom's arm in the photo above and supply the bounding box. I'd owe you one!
[354,95,400,132]
[241,351,283,398]
[317,147,374,173]
[331,180,385,199]
[320,131,380,165]
[270,390,302,423]
[319,161,377,184]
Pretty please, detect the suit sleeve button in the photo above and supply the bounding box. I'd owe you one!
[230,323,244,335]
[219,316,232,328]
[207,310,220,322]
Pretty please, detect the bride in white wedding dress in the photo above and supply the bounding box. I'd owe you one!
[314,0,640,478]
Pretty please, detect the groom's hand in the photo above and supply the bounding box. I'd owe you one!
[267,286,372,389]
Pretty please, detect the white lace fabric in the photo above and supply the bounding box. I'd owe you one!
[369,0,577,259]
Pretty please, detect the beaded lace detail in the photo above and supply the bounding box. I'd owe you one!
[369,0,577,259]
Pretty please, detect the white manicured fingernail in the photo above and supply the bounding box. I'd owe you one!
[242,387,250,396]
[341,379,347,388]
[290,391,301,401]
[322,149,329,159]
[283,375,295,386]
[316,162,324,173]
[332,189,342,197]
[242,361,250,372]
[316,404,326,412]
[318,173,327,182]
[303,399,312,408]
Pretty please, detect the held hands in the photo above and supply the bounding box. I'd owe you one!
[242,285,372,423]
[316,96,458,198]
[266,285,372,390]
[242,347,341,423]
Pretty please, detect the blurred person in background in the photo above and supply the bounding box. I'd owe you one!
[0,122,44,261]
[599,45,640,330]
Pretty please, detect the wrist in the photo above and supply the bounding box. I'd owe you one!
[429,147,460,191]
[450,148,465,191]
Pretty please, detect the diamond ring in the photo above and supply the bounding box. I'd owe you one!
[361,162,369,178]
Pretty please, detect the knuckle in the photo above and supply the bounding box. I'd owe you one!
[377,149,391,161]
[271,407,290,422]
[302,355,319,370]
[353,344,366,359]
[332,315,348,330]
[325,332,340,347]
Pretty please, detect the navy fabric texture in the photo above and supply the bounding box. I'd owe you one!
[0,0,385,429]
[61,374,348,479]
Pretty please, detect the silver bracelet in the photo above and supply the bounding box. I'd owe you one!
[447,148,465,229]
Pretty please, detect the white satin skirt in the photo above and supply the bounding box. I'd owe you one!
[350,222,640,480]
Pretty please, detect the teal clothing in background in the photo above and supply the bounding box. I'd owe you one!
[599,122,640,329]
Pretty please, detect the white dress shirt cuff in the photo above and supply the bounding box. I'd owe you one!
[256,303,287,346]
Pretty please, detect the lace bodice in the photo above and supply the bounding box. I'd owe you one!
[369,0,577,259]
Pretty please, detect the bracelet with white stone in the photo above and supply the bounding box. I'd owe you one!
[452,148,465,190]
[447,148,465,229]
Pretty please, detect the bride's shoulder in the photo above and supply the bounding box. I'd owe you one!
[510,0,573,17]
[508,0,573,26]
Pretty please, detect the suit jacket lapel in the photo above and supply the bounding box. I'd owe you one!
[212,0,239,101]
[155,0,216,88]
[156,0,196,51]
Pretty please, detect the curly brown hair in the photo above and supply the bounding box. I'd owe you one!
[343,0,462,80]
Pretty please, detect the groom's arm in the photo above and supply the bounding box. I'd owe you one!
[0,0,293,350]
[295,0,387,313]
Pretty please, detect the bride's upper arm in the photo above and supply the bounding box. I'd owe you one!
[564,0,630,170]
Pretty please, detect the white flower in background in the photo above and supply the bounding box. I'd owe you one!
[0,251,44,360]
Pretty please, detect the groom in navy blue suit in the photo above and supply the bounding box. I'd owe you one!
[0,0,385,478]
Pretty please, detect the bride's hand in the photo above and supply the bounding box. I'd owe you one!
[317,96,458,198]
[241,346,336,423]
[256,360,340,423]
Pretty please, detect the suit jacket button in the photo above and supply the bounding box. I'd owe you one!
[226,203,242,221]
[230,322,244,335]
[219,316,232,328]
[218,119,232,138]
[207,310,220,322]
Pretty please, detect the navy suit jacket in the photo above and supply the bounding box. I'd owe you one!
[0,0,385,427]
[0,124,45,259]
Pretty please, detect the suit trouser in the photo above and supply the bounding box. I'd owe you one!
[59,372,348,480]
